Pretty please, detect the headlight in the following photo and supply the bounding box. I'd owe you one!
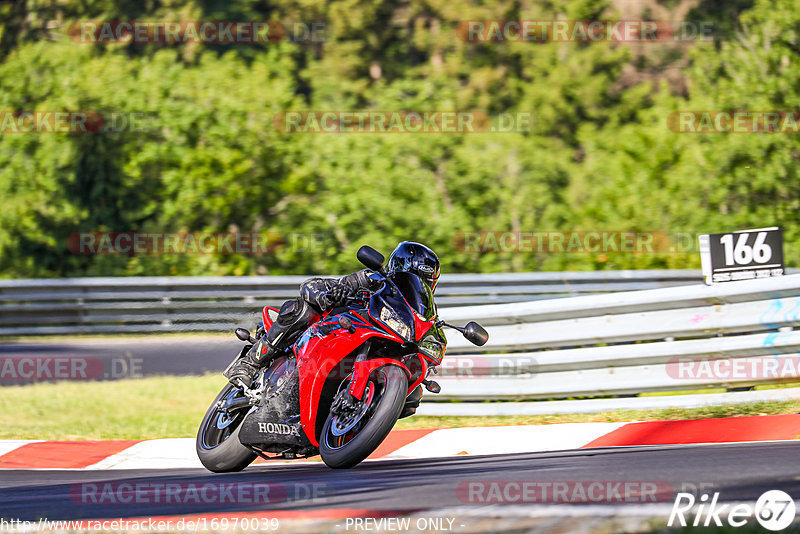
[380,306,412,341]
[419,337,445,362]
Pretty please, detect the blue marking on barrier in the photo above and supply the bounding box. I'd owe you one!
[783,299,800,324]
[759,299,783,330]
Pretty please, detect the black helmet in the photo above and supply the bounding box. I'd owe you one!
[386,241,441,292]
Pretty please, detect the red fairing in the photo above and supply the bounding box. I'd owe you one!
[408,353,427,392]
[413,312,434,342]
[347,358,411,399]
[262,306,280,329]
[294,315,399,446]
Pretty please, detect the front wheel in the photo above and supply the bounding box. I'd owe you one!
[196,383,257,472]
[319,365,407,469]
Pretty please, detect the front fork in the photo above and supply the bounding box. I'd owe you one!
[347,342,413,399]
[341,342,441,414]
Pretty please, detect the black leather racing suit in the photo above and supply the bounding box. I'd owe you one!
[300,270,379,317]
[228,268,423,417]
[227,270,380,387]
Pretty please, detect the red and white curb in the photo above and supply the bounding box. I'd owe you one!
[2,414,799,470]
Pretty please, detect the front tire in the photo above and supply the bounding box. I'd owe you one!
[196,383,257,472]
[319,365,407,469]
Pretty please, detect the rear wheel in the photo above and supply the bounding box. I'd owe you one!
[319,365,407,469]
[196,383,257,472]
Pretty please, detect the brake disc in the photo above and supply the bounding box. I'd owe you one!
[330,382,376,436]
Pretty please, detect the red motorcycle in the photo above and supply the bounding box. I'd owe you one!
[196,246,488,470]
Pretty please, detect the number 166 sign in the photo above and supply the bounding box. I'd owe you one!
[699,227,784,284]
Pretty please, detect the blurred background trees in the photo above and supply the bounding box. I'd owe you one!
[0,0,797,277]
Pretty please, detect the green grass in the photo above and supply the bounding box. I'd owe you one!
[2,374,800,440]
[0,374,226,440]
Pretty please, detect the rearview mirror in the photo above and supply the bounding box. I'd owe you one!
[235,328,256,344]
[357,245,385,272]
[463,321,489,346]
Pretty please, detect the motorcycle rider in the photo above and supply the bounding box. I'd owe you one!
[227,242,441,404]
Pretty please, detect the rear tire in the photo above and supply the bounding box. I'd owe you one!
[196,383,257,473]
[319,365,407,469]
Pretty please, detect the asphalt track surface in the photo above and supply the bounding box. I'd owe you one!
[0,337,235,385]
[2,441,799,522]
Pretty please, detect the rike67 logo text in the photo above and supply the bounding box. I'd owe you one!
[669,490,796,531]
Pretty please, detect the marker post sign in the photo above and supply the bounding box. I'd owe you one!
[698,227,784,284]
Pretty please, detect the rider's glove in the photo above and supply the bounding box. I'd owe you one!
[323,283,350,309]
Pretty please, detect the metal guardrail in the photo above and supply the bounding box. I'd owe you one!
[1,270,798,414]
[0,270,701,335]
[416,387,800,415]
[431,273,800,412]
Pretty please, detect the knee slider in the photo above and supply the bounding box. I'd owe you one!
[277,298,303,324]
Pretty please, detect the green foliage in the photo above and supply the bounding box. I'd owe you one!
[0,0,798,277]
[571,0,800,269]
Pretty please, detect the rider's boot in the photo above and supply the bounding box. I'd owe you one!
[227,298,316,388]
[226,339,276,389]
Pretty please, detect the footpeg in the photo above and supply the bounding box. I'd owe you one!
[423,379,441,393]
[218,396,252,413]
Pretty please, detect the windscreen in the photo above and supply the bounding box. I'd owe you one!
[388,271,435,320]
